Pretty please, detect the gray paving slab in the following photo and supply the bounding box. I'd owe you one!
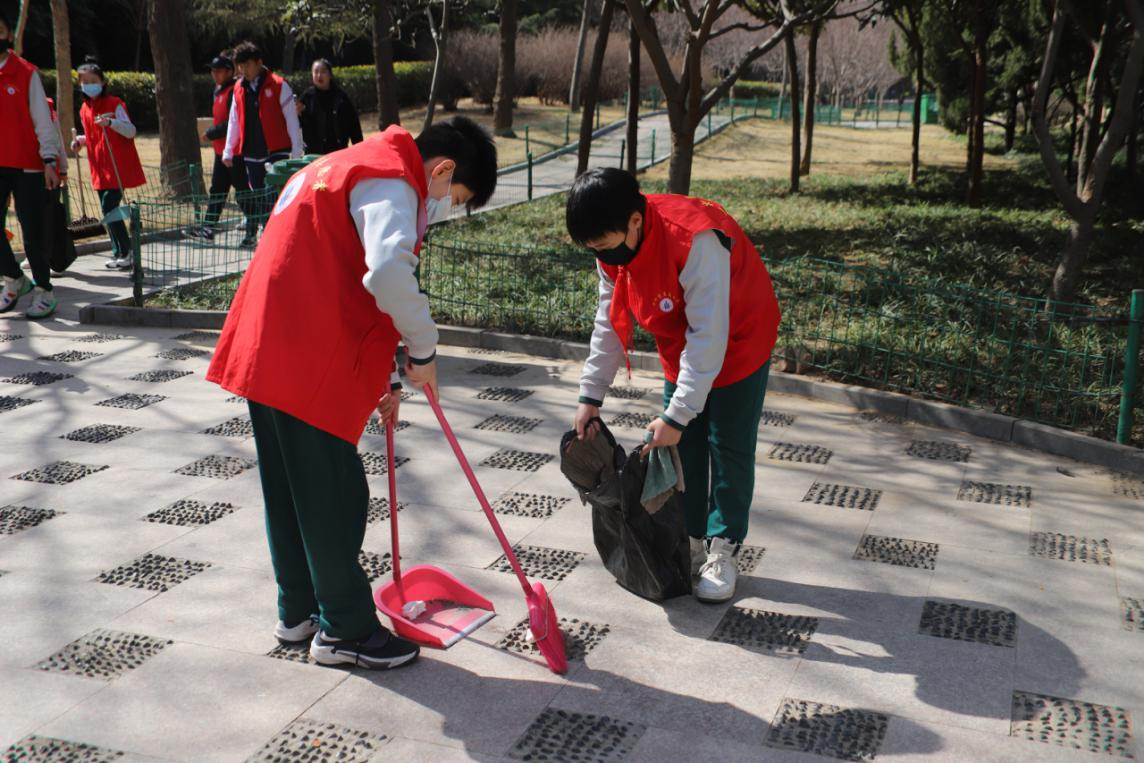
[2,314,1140,761]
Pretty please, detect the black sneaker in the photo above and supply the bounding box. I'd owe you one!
[185,226,215,241]
[239,234,257,249]
[309,628,420,670]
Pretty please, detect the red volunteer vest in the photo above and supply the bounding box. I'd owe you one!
[600,194,780,388]
[207,127,429,443]
[0,54,45,171]
[80,94,146,190]
[211,80,236,156]
[233,69,291,155]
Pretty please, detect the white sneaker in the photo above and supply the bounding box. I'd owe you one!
[274,614,320,643]
[25,287,57,319]
[696,537,739,603]
[689,536,706,576]
[112,256,133,270]
[0,275,32,313]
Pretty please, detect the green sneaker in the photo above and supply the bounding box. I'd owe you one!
[25,287,58,319]
[0,275,33,313]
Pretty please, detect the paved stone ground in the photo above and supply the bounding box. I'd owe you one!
[2,321,1144,763]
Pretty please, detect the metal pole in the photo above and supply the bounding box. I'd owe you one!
[619,139,626,169]
[524,125,530,157]
[1117,289,1144,444]
[707,111,712,136]
[596,103,601,131]
[527,152,533,201]
[649,129,656,163]
[130,203,143,307]
[565,113,570,144]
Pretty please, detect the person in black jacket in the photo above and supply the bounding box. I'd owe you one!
[297,59,364,155]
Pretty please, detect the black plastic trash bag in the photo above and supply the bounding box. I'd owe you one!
[560,418,692,601]
[45,191,78,273]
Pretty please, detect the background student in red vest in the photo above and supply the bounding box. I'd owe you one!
[222,41,302,248]
[71,57,146,272]
[567,167,781,604]
[207,117,497,670]
[0,8,66,319]
[187,53,252,241]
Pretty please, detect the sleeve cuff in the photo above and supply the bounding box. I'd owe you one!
[659,413,686,431]
[408,350,436,366]
[578,395,604,407]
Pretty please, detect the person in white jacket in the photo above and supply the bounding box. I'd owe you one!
[222,41,302,247]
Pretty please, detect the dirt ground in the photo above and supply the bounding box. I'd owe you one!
[643,121,1016,182]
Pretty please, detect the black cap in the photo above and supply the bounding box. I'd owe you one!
[208,55,233,70]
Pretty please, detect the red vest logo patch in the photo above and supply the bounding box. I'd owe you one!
[656,292,676,313]
[264,88,273,98]
[6,86,15,95]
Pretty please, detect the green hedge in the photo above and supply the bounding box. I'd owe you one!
[733,80,783,100]
[39,62,433,132]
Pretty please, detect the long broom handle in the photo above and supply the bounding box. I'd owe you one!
[98,121,127,202]
[423,385,534,599]
[385,419,405,594]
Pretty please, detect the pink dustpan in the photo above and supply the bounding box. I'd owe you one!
[373,421,496,648]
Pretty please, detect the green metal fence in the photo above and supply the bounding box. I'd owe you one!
[415,237,1143,444]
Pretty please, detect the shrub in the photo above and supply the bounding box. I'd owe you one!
[732,80,782,100]
[39,62,434,132]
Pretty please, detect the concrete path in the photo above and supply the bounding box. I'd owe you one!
[2,318,1143,762]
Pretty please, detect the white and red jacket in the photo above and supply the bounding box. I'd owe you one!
[208,127,432,443]
[0,52,63,172]
[223,68,302,161]
[78,93,145,190]
[584,194,780,426]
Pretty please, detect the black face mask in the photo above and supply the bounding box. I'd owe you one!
[595,241,637,267]
[0,40,11,54]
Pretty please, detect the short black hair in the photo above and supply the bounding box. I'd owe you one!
[415,116,498,211]
[566,167,646,246]
[233,41,263,64]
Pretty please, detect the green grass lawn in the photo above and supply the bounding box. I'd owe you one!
[440,158,1144,307]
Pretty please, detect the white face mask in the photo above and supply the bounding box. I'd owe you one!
[425,172,453,224]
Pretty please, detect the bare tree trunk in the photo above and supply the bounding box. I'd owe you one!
[785,29,801,193]
[966,2,986,207]
[1128,89,1141,181]
[422,0,448,133]
[133,0,146,70]
[1032,0,1144,303]
[570,0,594,111]
[492,0,519,136]
[1004,87,1017,152]
[1066,89,1079,183]
[626,15,639,174]
[1077,2,1112,195]
[281,29,297,75]
[146,0,203,195]
[909,34,923,185]
[799,19,822,176]
[372,0,401,128]
[667,126,695,193]
[13,0,29,54]
[576,0,614,176]
[50,0,74,141]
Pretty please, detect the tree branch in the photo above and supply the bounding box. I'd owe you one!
[699,20,790,114]
[1083,0,1144,201]
[1032,0,1086,219]
[623,0,681,105]
[709,20,770,39]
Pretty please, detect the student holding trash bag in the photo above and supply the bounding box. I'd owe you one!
[0,8,66,318]
[72,57,146,271]
[566,167,780,603]
[207,117,497,670]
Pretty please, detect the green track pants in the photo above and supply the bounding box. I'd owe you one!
[247,401,381,640]
[663,360,770,544]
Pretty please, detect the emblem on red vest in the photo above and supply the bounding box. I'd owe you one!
[656,292,676,313]
[274,172,307,215]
